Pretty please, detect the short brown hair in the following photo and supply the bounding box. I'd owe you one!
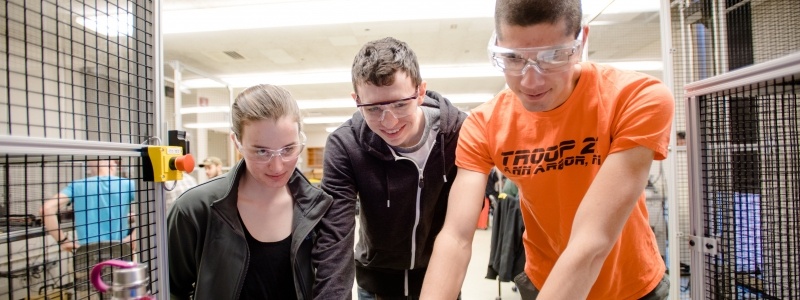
[494,0,582,39]
[231,84,302,139]
[351,37,422,94]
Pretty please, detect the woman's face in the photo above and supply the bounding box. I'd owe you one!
[233,116,303,189]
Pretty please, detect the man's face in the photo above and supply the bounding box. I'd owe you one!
[496,20,584,112]
[204,164,221,179]
[353,72,427,148]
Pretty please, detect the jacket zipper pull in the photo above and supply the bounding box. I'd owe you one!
[387,199,390,207]
[418,176,424,189]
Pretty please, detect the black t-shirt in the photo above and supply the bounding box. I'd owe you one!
[239,221,296,300]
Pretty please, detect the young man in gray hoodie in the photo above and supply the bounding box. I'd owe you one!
[322,37,467,299]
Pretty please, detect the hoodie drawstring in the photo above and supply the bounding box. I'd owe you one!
[440,134,447,183]
[386,171,391,208]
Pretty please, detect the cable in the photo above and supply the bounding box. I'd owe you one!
[163,180,177,192]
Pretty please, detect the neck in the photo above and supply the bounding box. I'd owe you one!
[238,172,287,201]
[407,107,427,146]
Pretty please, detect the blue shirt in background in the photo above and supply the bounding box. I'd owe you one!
[62,175,136,244]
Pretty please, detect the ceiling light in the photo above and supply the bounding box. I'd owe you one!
[295,93,493,110]
[297,99,355,110]
[76,13,134,37]
[303,116,351,125]
[183,122,231,129]
[180,64,502,89]
[583,0,660,19]
[599,60,663,71]
[180,106,231,114]
[163,0,495,34]
[163,0,658,35]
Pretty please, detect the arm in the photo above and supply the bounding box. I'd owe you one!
[314,133,357,299]
[41,193,78,252]
[420,168,487,298]
[536,146,654,299]
[122,211,137,251]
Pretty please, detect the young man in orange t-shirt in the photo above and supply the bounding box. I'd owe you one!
[420,0,673,299]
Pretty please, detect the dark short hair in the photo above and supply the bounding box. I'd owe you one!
[494,0,582,39]
[351,37,422,95]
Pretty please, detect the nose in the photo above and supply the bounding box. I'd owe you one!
[379,110,400,127]
[519,63,546,88]
[266,154,286,172]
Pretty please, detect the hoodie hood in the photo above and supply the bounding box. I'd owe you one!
[342,89,464,160]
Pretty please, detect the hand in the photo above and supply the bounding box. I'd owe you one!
[60,239,79,252]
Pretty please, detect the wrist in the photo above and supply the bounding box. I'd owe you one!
[59,236,69,244]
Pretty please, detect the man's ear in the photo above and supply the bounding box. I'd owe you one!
[351,91,359,104]
[417,81,428,105]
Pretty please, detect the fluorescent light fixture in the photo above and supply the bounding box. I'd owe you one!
[76,13,134,37]
[163,0,495,34]
[446,94,495,104]
[180,106,231,114]
[599,60,663,71]
[296,93,493,110]
[163,0,658,35]
[303,116,351,125]
[181,64,502,89]
[184,122,230,129]
[297,99,355,110]
[325,126,339,133]
[582,0,660,19]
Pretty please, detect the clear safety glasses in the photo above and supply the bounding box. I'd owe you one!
[487,30,583,76]
[235,132,307,163]
[356,89,420,122]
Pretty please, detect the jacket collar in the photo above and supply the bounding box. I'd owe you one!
[210,160,331,234]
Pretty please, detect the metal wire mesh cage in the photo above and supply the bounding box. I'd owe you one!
[0,0,163,299]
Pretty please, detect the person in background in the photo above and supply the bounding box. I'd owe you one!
[164,171,198,212]
[168,84,354,300]
[421,0,674,299]
[501,177,519,199]
[198,156,223,180]
[677,131,686,146]
[322,37,467,299]
[41,159,137,295]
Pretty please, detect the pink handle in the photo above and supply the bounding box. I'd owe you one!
[90,259,138,293]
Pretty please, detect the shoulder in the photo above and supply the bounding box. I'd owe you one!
[173,177,228,210]
[589,62,668,93]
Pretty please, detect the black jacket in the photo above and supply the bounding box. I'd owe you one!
[321,90,466,296]
[485,194,525,282]
[168,161,354,300]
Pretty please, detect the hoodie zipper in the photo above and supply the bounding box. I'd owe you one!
[388,138,437,296]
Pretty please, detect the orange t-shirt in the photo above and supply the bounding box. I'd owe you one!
[457,62,673,299]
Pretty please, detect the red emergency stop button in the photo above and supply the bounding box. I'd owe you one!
[172,154,195,173]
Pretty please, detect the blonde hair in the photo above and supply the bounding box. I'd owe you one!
[231,84,302,138]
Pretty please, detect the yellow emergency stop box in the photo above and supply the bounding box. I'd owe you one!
[142,146,187,182]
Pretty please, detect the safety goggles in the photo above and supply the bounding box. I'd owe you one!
[356,89,420,122]
[487,30,583,76]
[234,132,307,163]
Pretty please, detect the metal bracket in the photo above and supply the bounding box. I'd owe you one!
[687,235,719,256]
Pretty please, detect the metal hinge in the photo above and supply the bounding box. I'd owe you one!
[688,235,719,256]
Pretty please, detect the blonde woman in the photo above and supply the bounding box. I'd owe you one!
[168,84,354,299]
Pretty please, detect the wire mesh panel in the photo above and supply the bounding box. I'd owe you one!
[0,155,160,299]
[0,0,155,143]
[695,74,799,299]
[670,0,800,298]
[0,0,162,298]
